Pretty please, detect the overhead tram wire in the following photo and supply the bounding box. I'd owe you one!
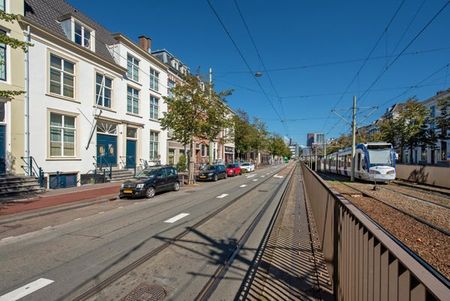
[320,0,407,134]
[358,0,450,105]
[232,0,287,123]
[214,46,450,75]
[205,0,289,135]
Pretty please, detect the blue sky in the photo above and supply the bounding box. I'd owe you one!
[69,0,450,146]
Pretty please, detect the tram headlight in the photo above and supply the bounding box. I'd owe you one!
[387,170,395,175]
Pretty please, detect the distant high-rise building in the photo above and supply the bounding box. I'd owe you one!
[307,133,325,147]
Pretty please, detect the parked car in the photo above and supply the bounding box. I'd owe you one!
[119,166,180,199]
[226,163,241,176]
[197,164,227,181]
[240,162,255,172]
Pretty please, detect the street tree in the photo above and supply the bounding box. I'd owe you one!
[0,11,32,98]
[160,74,231,184]
[250,117,269,166]
[435,96,449,161]
[233,110,254,160]
[379,99,429,163]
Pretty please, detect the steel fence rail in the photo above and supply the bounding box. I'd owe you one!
[300,162,449,301]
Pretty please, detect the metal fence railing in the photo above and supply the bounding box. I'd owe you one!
[300,162,449,301]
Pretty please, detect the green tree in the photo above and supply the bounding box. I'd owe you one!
[379,99,429,163]
[250,117,269,167]
[233,110,253,160]
[160,74,231,184]
[0,11,32,98]
[435,96,449,161]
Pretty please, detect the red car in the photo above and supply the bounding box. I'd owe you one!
[226,163,241,176]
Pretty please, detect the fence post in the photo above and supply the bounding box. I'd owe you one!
[38,167,44,188]
[29,156,33,177]
[109,164,112,180]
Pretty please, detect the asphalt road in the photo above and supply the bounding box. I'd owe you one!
[0,163,292,301]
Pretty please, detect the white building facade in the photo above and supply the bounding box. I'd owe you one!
[20,0,168,188]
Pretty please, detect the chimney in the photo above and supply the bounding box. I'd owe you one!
[138,35,151,52]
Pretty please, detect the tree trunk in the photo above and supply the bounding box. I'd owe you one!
[189,140,195,184]
[409,144,414,164]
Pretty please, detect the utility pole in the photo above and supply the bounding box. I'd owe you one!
[351,96,357,182]
[209,67,214,164]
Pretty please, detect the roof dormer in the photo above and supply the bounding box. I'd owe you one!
[60,16,95,52]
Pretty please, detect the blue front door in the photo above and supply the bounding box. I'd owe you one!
[97,134,117,166]
[126,139,136,168]
[0,125,5,174]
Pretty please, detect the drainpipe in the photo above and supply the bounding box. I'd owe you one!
[25,25,31,175]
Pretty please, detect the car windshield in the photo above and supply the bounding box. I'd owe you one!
[206,165,216,170]
[368,149,393,167]
[242,163,249,166]
[227,164,234,168]
[135,168,160,178]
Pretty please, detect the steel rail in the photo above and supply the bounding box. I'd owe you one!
[72,164,293,301]
[381,185,450,210]
[195,165,296,300]
[319,173,450,237]
[392,180,450,197]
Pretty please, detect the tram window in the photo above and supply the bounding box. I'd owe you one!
[357,153,361,170]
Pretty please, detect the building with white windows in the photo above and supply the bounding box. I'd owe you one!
[0,0,26,175]
[19,0,168,187]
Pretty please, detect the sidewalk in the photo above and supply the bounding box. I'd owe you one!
[0,182,121,216]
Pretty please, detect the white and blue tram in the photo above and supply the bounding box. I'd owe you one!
[322,142,396,182]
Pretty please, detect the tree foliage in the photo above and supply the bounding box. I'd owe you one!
[0,11,33,99]
[160,74,232,183]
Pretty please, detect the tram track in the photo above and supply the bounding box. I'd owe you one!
[319,172,450,237]
[382,185,450,210]
[195,166,296,300]
[72,164,294,301]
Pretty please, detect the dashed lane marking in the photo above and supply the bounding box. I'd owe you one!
[73,218,82,221]
[252,179,258,182]
[216,194,229,199]
[0,236,14,241]
[246,174,256,178]
[42,226,52,230]
[273,174,284,178]
[240,184,247,188]
[98,211,105,215]
[0,278,54,301]
[164,213,190,224]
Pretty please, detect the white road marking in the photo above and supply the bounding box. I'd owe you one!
[1,236,14,241]
[246,174,256,178]
[273,174,284,178]
[0,278,54,301]
[164,213,190,224]
[118,206,123,209]
[252,179,258,182]
[216,194,229,199]
[73,217,81,221]
[240,184,247,188]
[261,175,265,178]
[98,211,105,215]
[42,226,52,230]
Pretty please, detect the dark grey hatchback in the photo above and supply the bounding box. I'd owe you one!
[119,166,180,199]
[196,164,227,181]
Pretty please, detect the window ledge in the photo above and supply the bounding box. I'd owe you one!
[46,157,82,161]
[126,112,142,118]
[149,88,161,95]
[126,78,142,87]
[94,105,116,113]
[46,93,80,103]
[149,118,160,123]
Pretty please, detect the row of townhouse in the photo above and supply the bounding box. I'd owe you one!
[0,0,235,188]
[359,88,449,166]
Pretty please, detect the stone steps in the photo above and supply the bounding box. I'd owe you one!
[0,176,44,200]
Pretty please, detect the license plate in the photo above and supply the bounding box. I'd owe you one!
[200,176,206,179]
[123,189,133,193]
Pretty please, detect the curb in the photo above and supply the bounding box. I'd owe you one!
[0,193,118,225]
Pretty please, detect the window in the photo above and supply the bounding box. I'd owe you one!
[150,68,159,91]
[49,113,76,157]
[95,73,112,108]
[149,95,159,120]
[127,127,137,138]
[50,54,75,98]
[168,79,175,97]
[149,131,159,160]
[0,30,6,81]
[0,0,4,12]
[127,54,139,82]
[127,86,139,114]
[0,102,4,122]
[74,21,91,49]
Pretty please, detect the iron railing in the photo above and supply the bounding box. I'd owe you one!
[301,162,449,301]
[21,156,44,187]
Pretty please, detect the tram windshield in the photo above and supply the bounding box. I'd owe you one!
[368,148,393,167]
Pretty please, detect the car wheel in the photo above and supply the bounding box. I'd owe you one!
[213,174,218,181]
[173,182,180,191]
[145,187,155,198]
